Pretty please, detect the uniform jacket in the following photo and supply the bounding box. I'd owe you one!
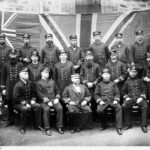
[66,46,83,66]
[131,40,150,69]
[121,77,147,101]
[106,59,127,82]
[40,44,59,68]
[0,44,12,74]
[27,62,44,83]
[13,80,36,105]
[89,41,109,68]
[80,61,101,85]
[17,45,36,64]
[1,61,23,100]
[111,42,133,65]
[36,79,60,103]
[94,81,120,105]
[54,61,75,95]
[63,83,91,105]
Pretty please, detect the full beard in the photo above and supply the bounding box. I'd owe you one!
[47,41,53,47]
[86,60,93,68]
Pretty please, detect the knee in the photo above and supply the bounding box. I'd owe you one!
[43,106,50,113]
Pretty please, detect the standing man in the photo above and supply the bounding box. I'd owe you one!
[13,67,42,134]
[94,68,123,135]
[1,49,23,126]
[67,34,83,73]
[130,30,150,78]
[80,50,101,121]
[89,31,109,69]
[63,74,92,133]
[41,33,60,71]
[122,66,149,133]
[111,33,133,67]
[17,34,37,66]
[36,67,64,136]
[54,50,74,96]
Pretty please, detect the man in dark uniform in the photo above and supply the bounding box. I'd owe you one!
[122,66,149,133]
[130,30,150,78]
[111,33,134,67]
[80,50,101,121]
[1,49,23,126]
[36,67,64,136]
[89,31,109,69]
[13,67,42,134]
[17,34,36,66]
[66,34,83,73]
[106,48,127,103]
[54,50,75,97]
[40,33,60,71]
[94,68,123,135]
[63,73,92,133]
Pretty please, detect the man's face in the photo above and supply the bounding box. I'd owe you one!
[135,34,143,42]
[23,38,30,45]
[0,37,5,45]
[70,39,77,46]
[31,55,38,63]
[94,35,101,42]
[41,71,49,79]
[71,77,80,85]
[129,70,137,78]
[110,52,117,61]
[20,72,29,80]
[102,73,111,82]
[59,53,67,62]
[115,37,123,44]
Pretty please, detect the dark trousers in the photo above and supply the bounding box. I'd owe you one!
[7,100,14,123]
[14,103,42,129]
[40,102,63,130]
[122,99,149,127]
[97,103,122,129]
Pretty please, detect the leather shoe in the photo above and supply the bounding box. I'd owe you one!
[4,121,13,127]
[71,127,76,133]
[58,127,64,134]
[123,126,132,130]
[141,126,147,133]
[20,128,26,134]
[117,128,122,135]
[45,129,52,136]
[99,126,106,131]
[76,127,80,132]
[35,126,44,131]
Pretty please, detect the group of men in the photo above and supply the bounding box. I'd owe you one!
[0,29,150,136]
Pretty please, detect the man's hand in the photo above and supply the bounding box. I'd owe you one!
[87,82,93,88]
[100,101,105,105]
[113,100,118,105]
[69,101,76,106]
[81,100,87,107]
[21,101,26,105]
[114,79,120,84]
[137,97,143,104]
[144,77,150,82]
[74,65,79,69]
[26,104,31,109]
[48,101,53,107]
[126,97,131,101]
[2,90,6,95]
[43,97,49,103]
[31,100,36,105]
[23,58,30,62]
[54,98,59,104]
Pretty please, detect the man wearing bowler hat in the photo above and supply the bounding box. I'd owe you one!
[66,34,84,73]
[41,33,60,70]
[17,34,37,66]
[89,31,109,69]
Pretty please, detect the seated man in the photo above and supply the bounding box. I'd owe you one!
[94,68,123,135]
[122,66,149,133]
[36,67,64,136]
[63,73,92,133]
[13,67,42,134]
